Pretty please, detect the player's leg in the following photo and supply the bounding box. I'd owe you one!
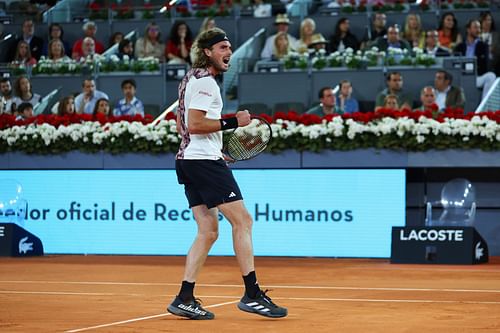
[167,204,219,320]
[218,200,287,318]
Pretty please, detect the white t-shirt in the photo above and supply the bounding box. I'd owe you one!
[182,75,223,160]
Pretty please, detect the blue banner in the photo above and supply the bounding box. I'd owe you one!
[0,169,405,257]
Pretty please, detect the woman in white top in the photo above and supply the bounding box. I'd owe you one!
[48,39,71,62]
[295,18,316,54]
[135,22,165,62]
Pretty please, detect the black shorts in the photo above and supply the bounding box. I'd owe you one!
[175,159,243,209]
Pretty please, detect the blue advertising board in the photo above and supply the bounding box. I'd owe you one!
[0,169,405,257]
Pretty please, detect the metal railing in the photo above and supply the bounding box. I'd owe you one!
[475,78,500,113]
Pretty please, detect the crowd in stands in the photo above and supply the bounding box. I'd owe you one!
[0,75,145,120]
[255,11,499,114]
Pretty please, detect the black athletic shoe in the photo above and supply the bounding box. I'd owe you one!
[167,296,215,320]
[237,289,287,318]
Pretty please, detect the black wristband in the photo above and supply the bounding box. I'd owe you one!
[220,117,238,130]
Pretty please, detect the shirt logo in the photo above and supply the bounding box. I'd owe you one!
[198,90,212,97]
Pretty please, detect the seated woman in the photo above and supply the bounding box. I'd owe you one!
[135,22,165,62]
[272,32,293,61]
[438,12,462,51]
[383,94,399,111]
[296,18,316,54]
[401,13,425,48]
[12,75,41,108]
[117,38,135,60]
[57,96,76,116]
[12,40,37,66]
[165,20,193,65]
[43,23,71,57]
[330,18,359,52]
[48,39,71,62]
[93,98,111,116]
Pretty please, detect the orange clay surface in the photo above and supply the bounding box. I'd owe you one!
[0,255,499,333]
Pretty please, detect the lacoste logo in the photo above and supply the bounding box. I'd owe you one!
[229,192,236,198]
[475,241,484,260]
[19,237,33,254]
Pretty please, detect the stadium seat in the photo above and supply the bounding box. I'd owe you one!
[273,102,306,114]
[425,178,477,227]
[238,103,272,116]
[144,104,161,118]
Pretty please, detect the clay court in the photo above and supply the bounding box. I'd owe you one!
[1,255,499,332]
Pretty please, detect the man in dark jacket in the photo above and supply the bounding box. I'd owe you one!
[12,19,44,61]
[434,70,466,111]
[454,19,496,99]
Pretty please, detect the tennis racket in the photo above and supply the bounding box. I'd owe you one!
[224,116,272,161]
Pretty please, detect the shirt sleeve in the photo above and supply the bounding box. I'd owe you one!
[187,77,218,112]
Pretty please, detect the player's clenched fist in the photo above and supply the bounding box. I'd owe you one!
[236,110,251,127]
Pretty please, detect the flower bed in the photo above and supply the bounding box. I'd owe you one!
[1,110,500,155]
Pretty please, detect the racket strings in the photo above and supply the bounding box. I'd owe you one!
[226,121,271,161]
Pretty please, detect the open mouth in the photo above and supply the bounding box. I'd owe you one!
[222,57,230,65]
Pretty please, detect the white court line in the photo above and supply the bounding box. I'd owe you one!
[64,299,239,333]
[5,291,500,306]
[1,280,500,294]
[0,290,140,296]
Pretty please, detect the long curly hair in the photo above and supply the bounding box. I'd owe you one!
[191,28,228,69]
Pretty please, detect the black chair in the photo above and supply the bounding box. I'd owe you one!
[238,103,272,116]
[273,102,306,114]
[144,104,161,117]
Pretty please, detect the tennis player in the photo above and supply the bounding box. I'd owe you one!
[167,28,287,320]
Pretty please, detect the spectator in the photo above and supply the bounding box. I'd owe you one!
[261,14,298,60]
[198,17,216,35]
[330,18,359,53]
[12,76,41,108]
[374,25,411,52]
[415,86,437,111]
[383,94,399,111]
[308,33,327,56]
[454,19,496,99]
[117,38,134,60]
[433,70,466,111]
[48,39,71,62]
[12,19,44,61]
[423,30,451,57]
[80,37,97,60]
[296,18,316,54]
[375,72,413,111]
[0,78,14,114]
[43,23,71,57]
[479,11,496,57]
[15,102,34,120]
[190,17,217,63]
[253,0,271,18]
[12,40,37,66]
[272,32,293,60]
[438,12,462,51]
[74,78,109,115]
[113,79,145,116]
[135,22,165,62]
[165,20,193,65]
[71,21,105,60]
[361,13,387,50]
[93,98,111,116]
[109,31,124,48]
[401,14,425,48]
[336,80,359,114]
[306,87,337,116]
[57,96,76,116]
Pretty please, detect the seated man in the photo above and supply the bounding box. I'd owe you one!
[336,80,359,114]
[306,87,337,116]
[374,25,411,52]
[74,78,109,114]
[415,86,437,111]
[433,70,466,111]
[261,14,298,60]
[375,72,413,111]
[423,30,451,57]
[113,79,145,116]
